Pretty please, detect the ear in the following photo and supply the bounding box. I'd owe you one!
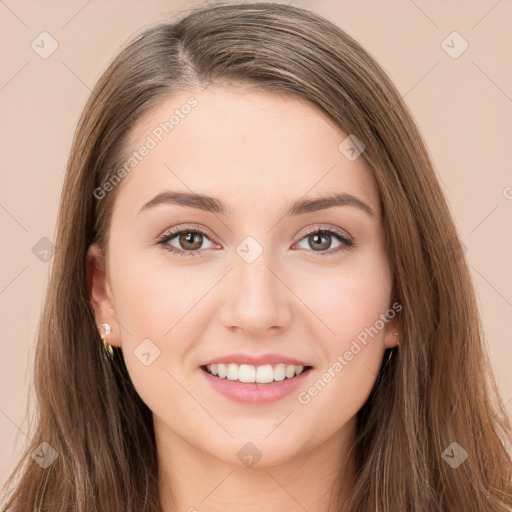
[86,243,121,347]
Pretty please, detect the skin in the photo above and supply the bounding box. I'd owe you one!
[88,84,401,512]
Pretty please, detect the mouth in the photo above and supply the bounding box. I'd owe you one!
[200,363,314,385]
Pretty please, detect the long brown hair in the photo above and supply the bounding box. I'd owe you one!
[2,2,511,511]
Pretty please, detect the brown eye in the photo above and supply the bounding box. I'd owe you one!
[294,227,354,256]
[158,228,217,256]
[178,231,204,251]
[307,232,333,251]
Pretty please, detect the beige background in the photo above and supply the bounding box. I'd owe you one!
[1,0,511,492]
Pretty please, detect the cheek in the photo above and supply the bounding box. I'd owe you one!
[302,253,392,340]
[107,248,203,391]
[294,268,392,427]
[298,250,392,394]
[107,253,197,412]
[110,246,204,334]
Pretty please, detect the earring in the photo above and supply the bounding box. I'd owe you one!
[99,323,114,359]
[389,331,400,347]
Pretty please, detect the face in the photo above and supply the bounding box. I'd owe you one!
[88,85,399,469]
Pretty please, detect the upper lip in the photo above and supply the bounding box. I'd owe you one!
[202,353,312,367]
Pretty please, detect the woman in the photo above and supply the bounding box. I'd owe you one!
[2,2,511,511]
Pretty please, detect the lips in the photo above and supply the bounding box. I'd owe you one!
[200,363,313,404]
[201,352,312,367]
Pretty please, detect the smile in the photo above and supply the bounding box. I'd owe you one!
[203,362,311,384]
[200,363,313,405]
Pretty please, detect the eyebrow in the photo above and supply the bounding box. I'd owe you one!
[138,190,375,218]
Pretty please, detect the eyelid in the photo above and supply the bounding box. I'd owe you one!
[297,223,352,242]
[157,223,218,243]
[157,223,352,243]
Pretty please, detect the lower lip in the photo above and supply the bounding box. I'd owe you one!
[200,367,313,405]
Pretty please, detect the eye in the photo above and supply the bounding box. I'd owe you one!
[293,227,354,256]
[157,225,218,257]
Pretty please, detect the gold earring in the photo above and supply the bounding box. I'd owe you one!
[389,331,400,346]
[100,323,114,359]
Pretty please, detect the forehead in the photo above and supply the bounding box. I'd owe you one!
[114,85,381,219]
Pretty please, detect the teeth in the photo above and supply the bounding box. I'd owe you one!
[205,363,307,383]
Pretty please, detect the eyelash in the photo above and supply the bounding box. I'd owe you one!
[156,224,355,258]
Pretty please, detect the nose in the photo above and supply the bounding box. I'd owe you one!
[218,250,293,336]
